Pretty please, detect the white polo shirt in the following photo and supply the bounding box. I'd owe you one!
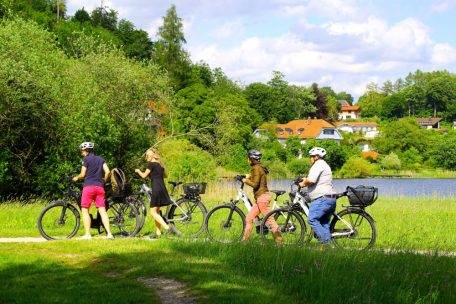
[307,159,336,200]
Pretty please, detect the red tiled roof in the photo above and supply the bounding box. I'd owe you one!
[416,118,442,125]
[335,122,378,127]
[362,150,379,161]
[341,106,361,111]
[275,119,335,139]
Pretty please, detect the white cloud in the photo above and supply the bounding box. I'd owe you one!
[431,0,456,12]
[431,43,456,65]
[281,0,360,19]
[211,19,246,40]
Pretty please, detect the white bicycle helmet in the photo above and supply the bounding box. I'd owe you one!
[309,147,327,158]
[247,149,262,161]
[79,142,94,150]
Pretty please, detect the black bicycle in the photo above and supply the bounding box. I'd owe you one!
[127,179,208,237]
[37,171,141,240]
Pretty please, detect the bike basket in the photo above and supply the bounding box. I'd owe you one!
[346,185,378,206]
[183,182,207,195]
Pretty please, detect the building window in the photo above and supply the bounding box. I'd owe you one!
[323,129,335,135]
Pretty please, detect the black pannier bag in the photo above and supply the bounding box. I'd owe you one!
[346,185,378,206]
[183,182,207,196]
[110,168,132,198]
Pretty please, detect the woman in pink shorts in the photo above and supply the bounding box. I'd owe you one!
[73,142,113,239]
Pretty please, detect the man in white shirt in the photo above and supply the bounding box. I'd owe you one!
[299,147,336,249]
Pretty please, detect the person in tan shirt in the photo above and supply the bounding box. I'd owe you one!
[241,149,282,244]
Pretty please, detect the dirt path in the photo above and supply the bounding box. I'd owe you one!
[138,277,198,304]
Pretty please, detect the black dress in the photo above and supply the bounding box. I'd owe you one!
[147,162,172,207]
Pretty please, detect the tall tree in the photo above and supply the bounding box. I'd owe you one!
[154,4,191,90]
[311,83,329,119]
[91,6,118,31]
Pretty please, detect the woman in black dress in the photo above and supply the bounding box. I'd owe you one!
[135,148,172,237]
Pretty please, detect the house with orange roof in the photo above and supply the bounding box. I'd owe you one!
[254,118,343,145]
[339,105,361,120]
[335,121,379,138]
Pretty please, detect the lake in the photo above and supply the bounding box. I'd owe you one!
[269,178,456,198]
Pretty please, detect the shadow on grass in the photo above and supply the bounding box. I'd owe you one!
[95,240,456,304]
[1,240,455,304]
[0,256,157,304]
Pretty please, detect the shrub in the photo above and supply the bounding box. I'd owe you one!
[380,152,402,171]
[338,157,374,178]
[157,139,217,182]
[286,158,310,176]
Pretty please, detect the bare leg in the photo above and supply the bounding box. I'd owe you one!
[98,207,112,236]
[150,206,169,234]
[81,207,92,237]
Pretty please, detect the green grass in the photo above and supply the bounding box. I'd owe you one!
[1,197,455,303]
[0,239,455,303]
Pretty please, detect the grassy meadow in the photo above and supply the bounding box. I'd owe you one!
[1,186,456,303]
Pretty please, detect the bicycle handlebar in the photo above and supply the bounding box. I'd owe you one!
[235,174,246,181]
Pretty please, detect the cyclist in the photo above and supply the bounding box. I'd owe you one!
[299,147,336,250]
[241,149,283,245]
[73,142,113,239]
[135,148,174,238]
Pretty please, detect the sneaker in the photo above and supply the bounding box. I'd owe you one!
[105,234,114,239]
[79,235,92,240]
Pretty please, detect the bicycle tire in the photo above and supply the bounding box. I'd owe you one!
[167,198,207,237]
[37,201,80,240]
[130,196,147,233]
[106,201,141,237]
[330,208,376,250]
[205,204,245,243]
[260,207,306,245]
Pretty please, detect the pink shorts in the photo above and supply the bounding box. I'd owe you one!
[81,186,106,208]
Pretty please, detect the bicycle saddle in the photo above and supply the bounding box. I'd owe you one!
[270,190,286,196]
[168,181,183,187]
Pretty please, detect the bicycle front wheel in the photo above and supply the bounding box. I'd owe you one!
[205,204,245,243]
[261,208,306,245]
[330,208,376,250]
[37,201,80,240]
[107,201,141,237]
[167,198,207,237]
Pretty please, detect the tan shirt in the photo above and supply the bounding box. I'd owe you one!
[244,164,269,200]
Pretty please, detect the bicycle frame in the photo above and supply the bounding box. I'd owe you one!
[290,185,360,238]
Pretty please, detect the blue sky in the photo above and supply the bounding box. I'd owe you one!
[67,0,456,101]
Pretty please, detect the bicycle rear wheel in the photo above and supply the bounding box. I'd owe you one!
[167,198,207,237]
[205,204,245,243]
[261,208,306,245]
[37,201,80,240]
[106,200,141,237]
[330,208,376,250]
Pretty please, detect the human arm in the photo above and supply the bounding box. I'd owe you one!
[73,166,87,182]
[135,168,151,179]
[103,163,110,183]
[242,167,260,188]
[299,162,321,187]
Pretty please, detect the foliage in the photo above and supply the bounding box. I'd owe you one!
[397,147,423,171]
[157,139,217,182]
[380,152,402,171]
[0,18,171,195]
[153,4,191,90]
[372,118,429,154]
[338,157,374,178]
[286,158,310,176]
[432,135,456,170]
[302,139,356,171]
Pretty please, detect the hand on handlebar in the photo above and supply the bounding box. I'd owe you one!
[235,174,246,181]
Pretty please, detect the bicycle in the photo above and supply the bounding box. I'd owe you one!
[127,179,208,237]
[37,171,141,240]
[204,174,287,243]
[260,178,377,250]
